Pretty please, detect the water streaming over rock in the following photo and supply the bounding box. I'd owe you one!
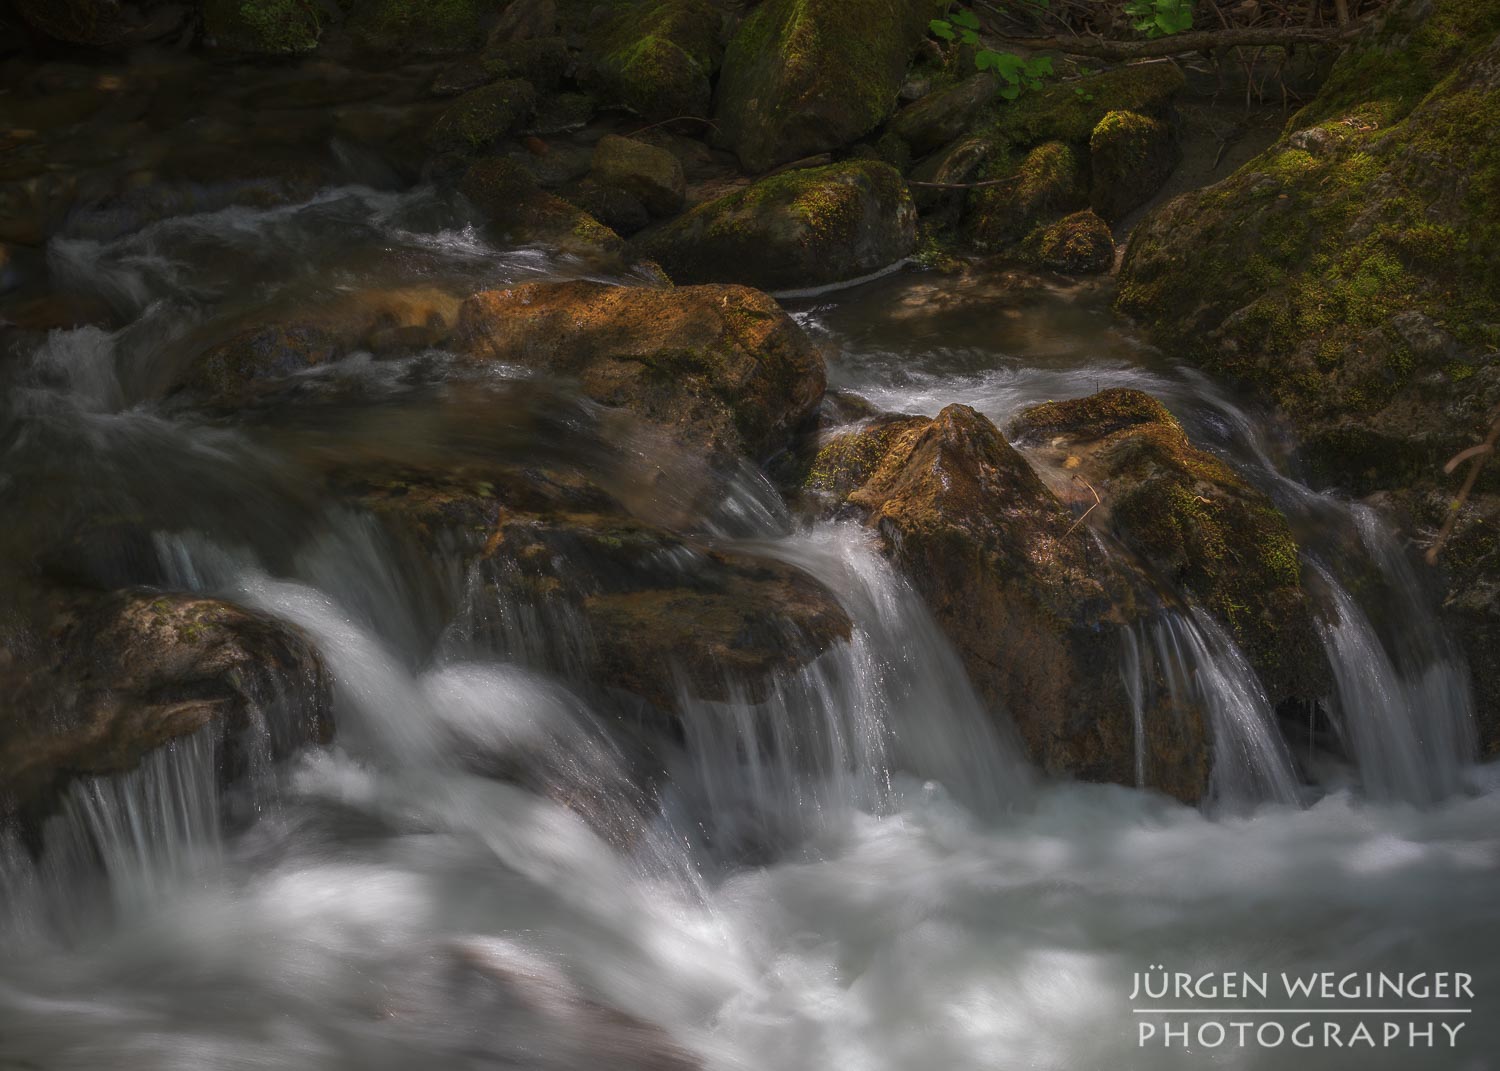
[2,189,1496,1070]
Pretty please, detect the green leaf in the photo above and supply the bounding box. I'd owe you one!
[959,28,980,45]
[951,9,980,29]
[929,18,956,40]
[999,84,1022,100]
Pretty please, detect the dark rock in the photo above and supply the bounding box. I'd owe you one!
[633,159,917,291]
[459,158,624,256]
[0,588,332,823]
[589,135,686,218]
[966,140,1087,252]
[889,73,999,157]
[429,80,538,155]
[588,0,722,122]
[203,0,321,53]
[1088,110,1178,223]
[563,178,651,236]
[713,0,933,173]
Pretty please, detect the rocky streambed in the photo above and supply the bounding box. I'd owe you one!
[1,0,1498,1068]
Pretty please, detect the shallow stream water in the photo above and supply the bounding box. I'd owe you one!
[1,187,1495,1071]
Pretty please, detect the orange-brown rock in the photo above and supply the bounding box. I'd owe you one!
[455,280,825,464]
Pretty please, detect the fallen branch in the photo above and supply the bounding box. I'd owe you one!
[1426,410,1500,566]
[907,174,1021,190]
[989,23,1362,60]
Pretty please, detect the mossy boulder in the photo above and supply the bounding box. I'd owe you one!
[563,178,652,235]
[0,587,332,824]
[429,80,538,155]
[1089,109,1178,222]
[633,159,917,291]
[888,72,1000,157]
[12,0,186,47]
[589,135,686,218]
[1013,388,1328,704]
[460,158,625,256]
[801,403,1213,803]
[588,0,723,122]
[989,62,1184,150]
[454,280,825,463]
[347,0,492,55]
[1021,209,1114,274]
[1115,0,1500,720]
[482,35,569,87]
[203,0,322,53]
[714,0,935,173]
[967,140,1086,253]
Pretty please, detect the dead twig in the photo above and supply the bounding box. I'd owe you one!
[1425,409,1500,566]
[1064,474,1103,538]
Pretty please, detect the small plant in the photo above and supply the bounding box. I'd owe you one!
[1124,0,1193,38]
[929,7,1055,101]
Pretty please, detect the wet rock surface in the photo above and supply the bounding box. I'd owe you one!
[455,279,826,463]
[0,587,332,824]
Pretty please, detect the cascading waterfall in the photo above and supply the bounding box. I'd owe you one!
[0,730,221,944]
[3,186,1497,1071]
[1147,608,1303,809]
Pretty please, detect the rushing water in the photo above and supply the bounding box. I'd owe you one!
[2,188,1496,1070]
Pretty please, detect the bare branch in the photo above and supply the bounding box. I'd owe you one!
[988,23,1363,60]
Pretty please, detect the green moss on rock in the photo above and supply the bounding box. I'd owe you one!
[967,140,1086,252]
[1117,0,1500,501]
[1021,209,1114,274]
[1013,388,1326,702]
[1089,109,1177,222]
[714,0,936,173]
[460,158,624,256]
[204,0,322,53]
[989,63,1184,151]
[347,0,490,55]
[589,0,722,122]
[633,159,918,290]
[429,79,537,154]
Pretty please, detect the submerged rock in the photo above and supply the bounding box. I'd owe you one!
[0,588,332,824]
[634,159,917,290]
[800,403,1212,802]
[713,0,932,173]
[455,279,825,463]
[1013,388,1328,705]
[459,158,625,256]
[172,286,465,406]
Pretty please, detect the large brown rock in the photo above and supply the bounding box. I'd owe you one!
[0,588,333,823]
[454,280,825,464]
[801,402,1212,802]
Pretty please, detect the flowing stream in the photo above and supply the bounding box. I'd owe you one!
[2,188,1497,1070]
